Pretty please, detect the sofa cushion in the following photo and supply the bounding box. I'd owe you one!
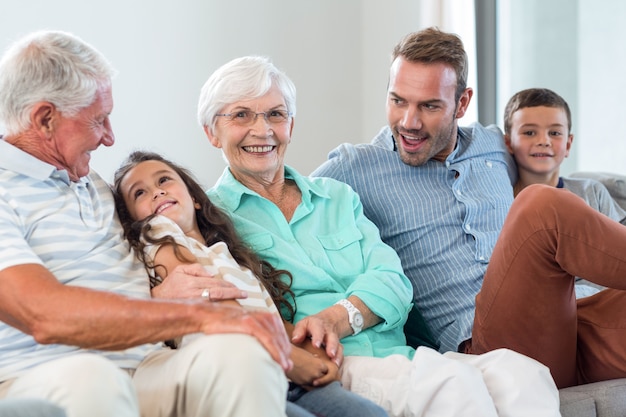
[560,378,626,417]
[570,171,626,210]
[560,390,597,417]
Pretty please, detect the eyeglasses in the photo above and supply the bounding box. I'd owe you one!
[215,109,293,126]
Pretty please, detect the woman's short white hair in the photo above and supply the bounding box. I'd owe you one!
[0,30,116,135]
[197,55,296,132]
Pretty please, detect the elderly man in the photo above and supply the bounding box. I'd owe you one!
[0,30,291,417]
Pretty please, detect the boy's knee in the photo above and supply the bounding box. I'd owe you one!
[517,184,558,209]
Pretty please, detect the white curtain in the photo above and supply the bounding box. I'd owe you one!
[417,0,479,124]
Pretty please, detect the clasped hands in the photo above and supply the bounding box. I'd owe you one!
[153,264,346,377]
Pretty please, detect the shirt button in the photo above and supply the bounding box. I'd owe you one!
[486,161,493,168]
[456,190,462,196]
[466,224,471,231]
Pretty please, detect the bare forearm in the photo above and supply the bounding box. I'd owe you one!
[0,265,206,349]
[315,296,382,340]
[348,296,382,331]
[20,287,210,349]
[1,264,293,370]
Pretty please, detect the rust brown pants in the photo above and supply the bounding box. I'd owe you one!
[469,184,626,389]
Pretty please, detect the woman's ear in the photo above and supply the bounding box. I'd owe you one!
[204,125,222,148]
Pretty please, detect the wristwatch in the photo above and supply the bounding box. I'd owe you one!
[335,298,364,335]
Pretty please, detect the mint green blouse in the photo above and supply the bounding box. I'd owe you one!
[207,165,415,359]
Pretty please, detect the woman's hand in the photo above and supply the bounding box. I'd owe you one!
[291,296,381,367]
[152,263,248,301]
[291,313,345,368]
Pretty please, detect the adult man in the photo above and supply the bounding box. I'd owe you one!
[312,26,626,389]
[0,30,291,416]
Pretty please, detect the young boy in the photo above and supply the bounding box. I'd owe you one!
[503,87,626,296]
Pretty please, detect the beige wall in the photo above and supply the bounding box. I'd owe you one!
[577,0,626,173]
[0,0,431,184]
[5,1,618,182]
[497,0,625,175]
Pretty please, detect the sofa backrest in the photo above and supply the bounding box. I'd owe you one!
[569,171,626,210]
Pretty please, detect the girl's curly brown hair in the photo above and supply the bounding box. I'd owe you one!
[113,150,296,321]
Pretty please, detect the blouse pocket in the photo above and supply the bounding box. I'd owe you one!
[317,226,364,278]
[244,233,279,266]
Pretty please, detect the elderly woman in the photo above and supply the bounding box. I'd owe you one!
[197,56,561,417]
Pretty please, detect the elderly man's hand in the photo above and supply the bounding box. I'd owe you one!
[152,263,248,301]
[201,304,293,372]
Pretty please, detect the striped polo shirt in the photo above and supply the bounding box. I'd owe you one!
[0,139,158,381]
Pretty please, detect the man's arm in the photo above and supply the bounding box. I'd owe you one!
[0,263,292,370]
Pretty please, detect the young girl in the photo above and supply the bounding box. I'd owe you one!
[113,151,387,417]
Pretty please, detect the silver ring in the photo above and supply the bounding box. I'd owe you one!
[201,288,210,299]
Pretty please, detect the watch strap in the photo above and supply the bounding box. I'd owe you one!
[335,298,363,335]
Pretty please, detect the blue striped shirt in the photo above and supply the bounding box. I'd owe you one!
[0,139,158,381]
[312,123,516,352]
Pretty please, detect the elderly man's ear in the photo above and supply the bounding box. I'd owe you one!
[30,102,57,138]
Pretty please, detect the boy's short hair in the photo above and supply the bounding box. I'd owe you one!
[503,88,572,135]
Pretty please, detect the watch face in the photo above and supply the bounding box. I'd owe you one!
[353,313,364,327]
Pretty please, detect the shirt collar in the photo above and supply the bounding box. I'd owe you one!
[556,177,564,188]
[446,127,466,161]
[212,164,330,212]
[0,138,91,186]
